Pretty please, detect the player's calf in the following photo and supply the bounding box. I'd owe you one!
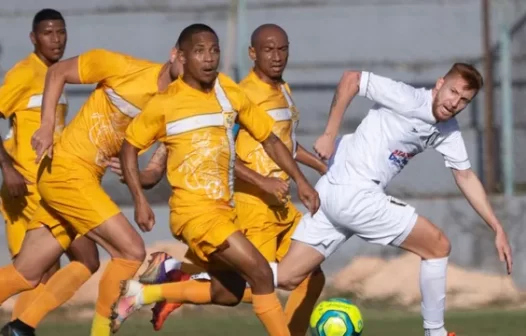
[399,215,452,336]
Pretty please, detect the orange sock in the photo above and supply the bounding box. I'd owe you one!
[10,284,46,321]
[18,261,92,328]
[95,258,142,318]
[284,271,325,335]
[0,264,33,304]
[142,279,212,305]
[242,287,253,303]
[253,292,291,336]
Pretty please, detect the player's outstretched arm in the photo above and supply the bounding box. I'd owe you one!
[32,56,81,162]
[452,168,513,274]
[234,157,289,202]
[120,140,155,232]
[314,71,360,160]
[261,133,319,213]
[295,143,327,175]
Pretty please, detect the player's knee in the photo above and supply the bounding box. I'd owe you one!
[119,238,146,262]
[430,231,451,259]
[247,260,274,288]
[83,256,100,274]
[211,287,242,307]
[278,276,302,291]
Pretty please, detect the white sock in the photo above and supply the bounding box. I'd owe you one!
[420,257,448,333]
[269,262,278,287]
[163,258,182,273]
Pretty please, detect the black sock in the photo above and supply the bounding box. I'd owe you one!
[10,319,35,333]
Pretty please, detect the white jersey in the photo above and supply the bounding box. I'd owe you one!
[327,71,471,189]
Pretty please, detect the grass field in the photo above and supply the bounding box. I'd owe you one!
[17,307,525,335]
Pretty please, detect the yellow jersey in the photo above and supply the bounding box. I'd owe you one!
[235,70,299,204]
[55,49,163,176]
[0,53,68,182]
[126,73,275,210]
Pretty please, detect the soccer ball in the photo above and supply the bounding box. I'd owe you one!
[309,298,364,336]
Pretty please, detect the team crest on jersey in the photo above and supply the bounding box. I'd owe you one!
[290,106,299,123]
[223,111,237,129]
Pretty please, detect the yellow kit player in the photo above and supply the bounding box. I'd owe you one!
[136,24,328,335]
[113,24,319,336]
[0,9,100,336]
[0,44,182,336]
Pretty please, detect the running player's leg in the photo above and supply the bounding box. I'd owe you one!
[14,235,100,330]
[397,215,451,336]
[113,210,290,336]
[85,214,145,335]
[275,205,326,336]
[0,185,61,321]
[0,227,64,304]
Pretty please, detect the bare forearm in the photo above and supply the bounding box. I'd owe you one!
[295,144,327,174]
[455,170,503,233]
[120,140,147,203]
[324,71,360,137]
[140,143,167,189]
[235,157,265,187]
[262,133,307,184]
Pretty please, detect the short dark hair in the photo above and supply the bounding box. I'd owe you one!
[445,63,484,91]
[32,9,65,32]
[177,24,217,49]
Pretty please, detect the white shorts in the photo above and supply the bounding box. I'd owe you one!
[292,175,417,258]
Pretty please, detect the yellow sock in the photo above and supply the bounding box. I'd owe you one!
[284,271,325,335]
[0,264,34,304]
[10,284,46,321]
[141,280,212,305]
[90,312,111,336]
[91,258,142,336]
[253,292,291,336]
[18,262,92,328]
[242,287,253,303]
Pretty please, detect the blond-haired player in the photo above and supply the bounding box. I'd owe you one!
[0,44,182,336]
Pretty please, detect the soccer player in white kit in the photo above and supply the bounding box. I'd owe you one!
[273,63,513,336]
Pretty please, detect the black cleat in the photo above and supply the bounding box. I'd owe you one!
[0,322,36,336]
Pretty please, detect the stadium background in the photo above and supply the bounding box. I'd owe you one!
[1,1,526,334]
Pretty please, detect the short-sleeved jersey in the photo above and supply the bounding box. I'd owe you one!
[55,49,163,176]
[327,71,471,188]
[126,73,275,210]
[235,70,299,203]
[0,53,68,181]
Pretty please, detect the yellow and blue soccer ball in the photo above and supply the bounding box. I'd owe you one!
[309,298,364,336]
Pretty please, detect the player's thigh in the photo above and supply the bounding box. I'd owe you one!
[236,200,278,262]
[29,202,77,252]
[87,212,145,262]
[399,215,451,259]
[38,168,121,238]
[13,227,65,284]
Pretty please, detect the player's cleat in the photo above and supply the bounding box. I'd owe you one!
[447,333,456,336]
[0,323,35,336]
[110,280,145,333]
[139,251,173,284]
[150,269,191,331]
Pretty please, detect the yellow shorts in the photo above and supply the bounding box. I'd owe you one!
[172,206,239,264]
[0,182,40,257]
[29,155,121,249]
[235,197,302,262]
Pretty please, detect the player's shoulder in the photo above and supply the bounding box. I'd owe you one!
[3,55,36,83]
[217,73,247,100]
